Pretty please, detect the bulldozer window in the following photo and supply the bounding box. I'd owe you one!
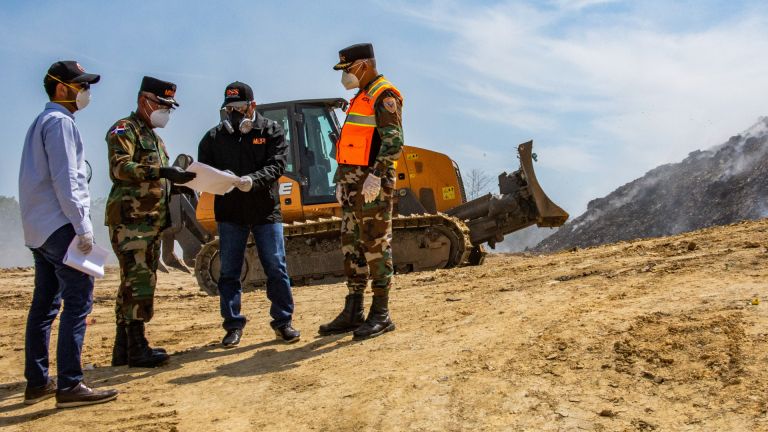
[298,106,339,204]
[260,108,294,173]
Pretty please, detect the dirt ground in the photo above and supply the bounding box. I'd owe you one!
[1,220,767,431]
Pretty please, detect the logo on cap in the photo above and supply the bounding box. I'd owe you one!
[164,89,175,97]
[340,54,346,61]
[226,89,240,97]
[76,63,85,72]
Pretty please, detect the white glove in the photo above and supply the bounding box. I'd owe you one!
[361,173,381,203]
[335,183,343,203]
[236,176,253,192]
[77,232,94,255]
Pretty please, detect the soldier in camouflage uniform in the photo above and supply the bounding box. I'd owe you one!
[105,76,196,368]
[319,43,404,340]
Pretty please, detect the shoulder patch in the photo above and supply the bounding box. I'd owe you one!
[382,96,398,114]
[110,125,127,136]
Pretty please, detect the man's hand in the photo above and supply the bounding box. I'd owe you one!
[335,183,343,204]
[77,232,94,255]
[159,166,197,184]
[236,176,253,192]
[361,174,381,203]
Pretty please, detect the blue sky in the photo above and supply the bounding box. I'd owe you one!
[3,0,768,218]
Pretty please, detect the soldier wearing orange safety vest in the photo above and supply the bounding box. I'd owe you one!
[319,43,404,340]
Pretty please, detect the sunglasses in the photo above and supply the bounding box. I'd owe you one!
[47,73,90,91]
[142,94,175,111]
[344,60,370,73]
[223,104,249,114]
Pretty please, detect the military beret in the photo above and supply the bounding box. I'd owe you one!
[140,76,178,107]
[333,43,375,70]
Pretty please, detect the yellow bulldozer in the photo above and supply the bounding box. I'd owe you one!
[162,98,568,295]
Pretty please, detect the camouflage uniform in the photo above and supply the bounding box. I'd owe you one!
[105,112,170,324]
[335,83,404,297]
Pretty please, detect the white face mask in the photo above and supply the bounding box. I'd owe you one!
[48,74,92,111]
[150,108,171,128]
[341,71,359,90]
[341,62,363,90]
[144,99,171,128]
[75,88,91,110]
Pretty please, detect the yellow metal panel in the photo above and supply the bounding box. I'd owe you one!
[442,186,456,201]
[196,192,217,235]
[402,145,463,212]
[279,177,304,223]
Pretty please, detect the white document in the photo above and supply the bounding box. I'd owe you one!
[185,161,239,195]
[63,237,110,279]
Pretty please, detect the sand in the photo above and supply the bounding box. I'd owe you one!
[1,219,767,431]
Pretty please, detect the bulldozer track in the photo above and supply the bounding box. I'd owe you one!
[195,213,472,295]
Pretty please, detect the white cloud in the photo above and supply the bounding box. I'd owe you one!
[399,0,768,177]
[536,144,598,173]
[552,0,621,10]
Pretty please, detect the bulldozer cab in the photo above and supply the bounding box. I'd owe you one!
[258,98,347,209]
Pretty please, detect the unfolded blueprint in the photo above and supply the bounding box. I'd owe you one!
[185,161,239,195]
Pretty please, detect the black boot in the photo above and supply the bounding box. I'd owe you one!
[353,295,395,340]
[111,324,128,367]
[318,293,365,335]
[127,321,169,368]
[112,324,167,367]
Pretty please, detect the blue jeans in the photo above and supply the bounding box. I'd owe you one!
[217,222,294,330]
[25,224,94,390]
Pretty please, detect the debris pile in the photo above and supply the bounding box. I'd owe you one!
[535,117,768,252]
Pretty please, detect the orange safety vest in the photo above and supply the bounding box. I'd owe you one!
[336,76,402,166]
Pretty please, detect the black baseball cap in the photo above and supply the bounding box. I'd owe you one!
[333,43,375,70]
[46,60,100,84]
[222,81,254,107]
[140,76,179,107]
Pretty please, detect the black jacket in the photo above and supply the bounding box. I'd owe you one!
[197,113,287,225]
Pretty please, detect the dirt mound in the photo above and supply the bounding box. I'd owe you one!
[1,219,767,430]
[535,117,768,252]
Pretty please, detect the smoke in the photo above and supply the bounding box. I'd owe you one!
[710,118,768,181]
[0,196,30,267]
[0,196,114,268]
[495,225,559,253]
[567,169,664,234]
[534,116,768,252]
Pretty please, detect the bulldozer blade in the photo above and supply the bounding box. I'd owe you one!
[446,140,569,249]
[161,229,192,273]
[157,260,169,273]
[517,141,569,227]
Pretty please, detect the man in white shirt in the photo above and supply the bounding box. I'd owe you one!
[19,60,117,408]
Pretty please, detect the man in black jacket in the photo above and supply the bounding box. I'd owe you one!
[198,81,299,347]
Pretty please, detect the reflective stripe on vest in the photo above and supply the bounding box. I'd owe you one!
[336,77,402,166]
